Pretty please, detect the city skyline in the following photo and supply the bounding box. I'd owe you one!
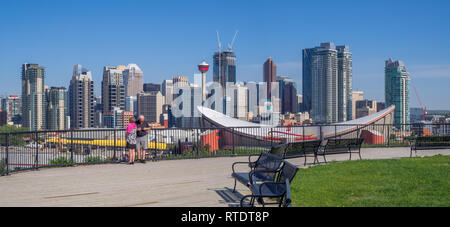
[1,0,450,109]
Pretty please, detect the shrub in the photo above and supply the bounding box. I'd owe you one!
[0,159,6,175]
[84,156,104,164]
[49,157,74,166]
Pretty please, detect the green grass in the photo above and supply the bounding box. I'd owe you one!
[291,155,450,207]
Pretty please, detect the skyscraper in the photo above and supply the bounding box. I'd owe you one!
[125,96,137,114]
[385,58,410,130]
[277,76,297,114]
[137,91,164,124]
[69,64,94,129]
[213,50,236,89]
[143,83,161,93]
[161,79,173,106]
[302,43,353,123]
[102,65,126,112]
[21,63,46,131]
[234,85,248,120]
[46,87,67,130]
[264,57,277,99]
[123,64,143,97]
[336,45,353,121]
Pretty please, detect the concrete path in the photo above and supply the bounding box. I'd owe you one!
[0,147,449,207]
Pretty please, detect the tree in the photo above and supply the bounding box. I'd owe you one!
[0,125,30,146]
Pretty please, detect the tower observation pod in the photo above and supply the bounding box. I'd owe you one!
[198,60,209,102]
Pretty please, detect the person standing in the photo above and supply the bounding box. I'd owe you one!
[126,117,137,165]
[136,115,151,163]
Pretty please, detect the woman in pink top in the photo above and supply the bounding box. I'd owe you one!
[126,117,137,165]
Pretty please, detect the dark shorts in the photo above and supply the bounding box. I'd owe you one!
[126,142,136,149]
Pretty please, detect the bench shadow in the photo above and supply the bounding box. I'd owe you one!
[211,187,245,207]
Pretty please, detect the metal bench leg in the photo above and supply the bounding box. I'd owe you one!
[358,149,362,160]
[250,196,256,207]
[233,179,237,193]
[349,150,352,161]
[323,154,327,164]
[304,152,307,166]
[410,148,413,158]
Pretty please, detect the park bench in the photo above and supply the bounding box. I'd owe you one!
[410,136,450,157]
[231,152,284,192]
[240,160,299,207]
[270,140,322,165]
[315,138,364,164]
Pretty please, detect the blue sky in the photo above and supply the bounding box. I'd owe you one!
[1,0,450,109]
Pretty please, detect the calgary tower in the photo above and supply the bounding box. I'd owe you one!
[198,60,209,102]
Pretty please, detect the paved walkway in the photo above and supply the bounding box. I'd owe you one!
[0,147,449,207]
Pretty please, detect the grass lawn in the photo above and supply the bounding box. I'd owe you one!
[291,155,450,207]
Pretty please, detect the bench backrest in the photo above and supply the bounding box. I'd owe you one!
[268,161,298,205]
[324,138,364,152]
[277,161,299,184]
[285,140,322,157]
[253,153,284,180]
[270,140,322,159]
[270,143,290,157]
[415,136,450,146]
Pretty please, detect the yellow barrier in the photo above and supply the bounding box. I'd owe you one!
[46,138,167,150]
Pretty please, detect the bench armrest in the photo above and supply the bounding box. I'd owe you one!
[232,161,255,173]
[248,154,260,163]
[257,182,286,195]
[249,169,280,185]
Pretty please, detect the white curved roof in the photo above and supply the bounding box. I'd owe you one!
[197,105,395,142]
[197,106,269,128]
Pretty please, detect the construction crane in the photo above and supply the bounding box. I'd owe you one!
[216,30,222,87]
[228,30,239,51]
[413,86,427,121]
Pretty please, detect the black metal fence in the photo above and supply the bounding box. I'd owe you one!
[0,123,449,175]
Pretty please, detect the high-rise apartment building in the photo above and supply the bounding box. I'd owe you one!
[21,63,46,131]
[137,91,163,124]
[385,58,410,130]
[46,87,67,130]
[264,57,277,99]
[102,65,126,112]
[69,64,94,129]
[213,50,236,89]
[302,43,352,123]
[1,95,21,125]
[123,64,143,97]
[336,45,353,121]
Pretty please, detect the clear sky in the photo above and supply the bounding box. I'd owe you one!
[1,0,450,109]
